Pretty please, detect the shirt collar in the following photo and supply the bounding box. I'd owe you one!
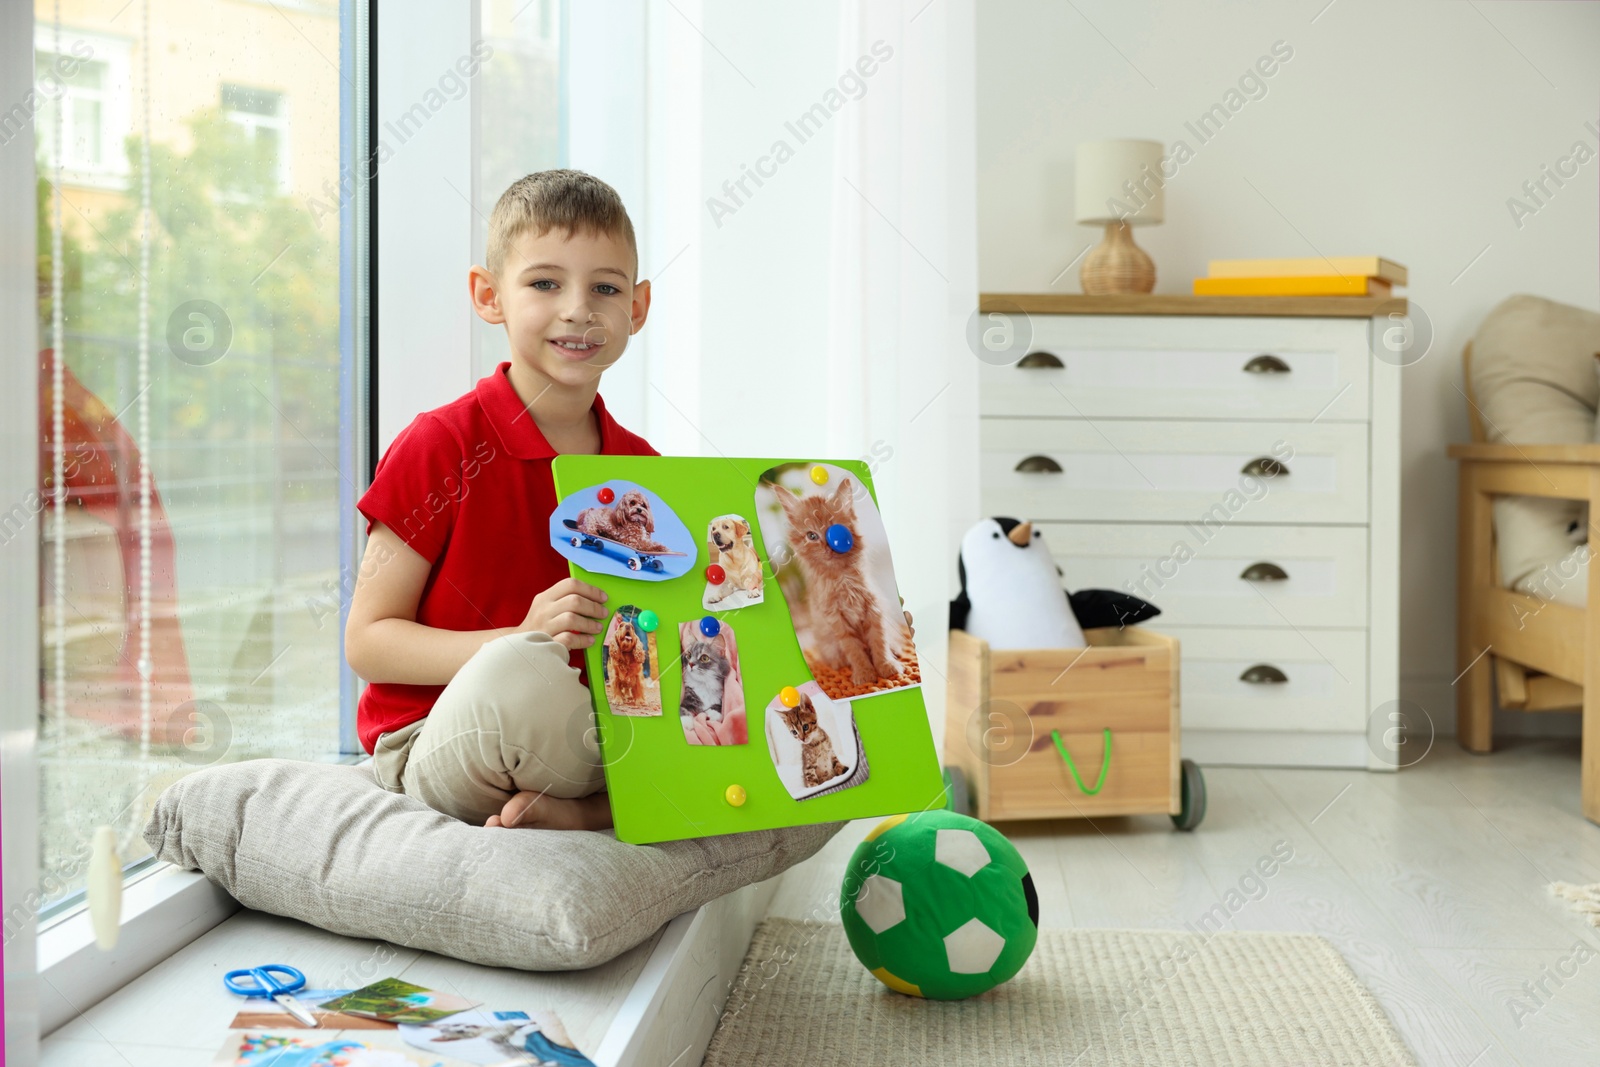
[478,360,617,459]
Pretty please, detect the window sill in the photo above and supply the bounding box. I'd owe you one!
[37,862,240,1037]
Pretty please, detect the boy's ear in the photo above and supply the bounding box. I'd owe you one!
[629,278,652,336]
[469,265,506,325]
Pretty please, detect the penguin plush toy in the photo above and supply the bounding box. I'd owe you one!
[950,517,1160,650]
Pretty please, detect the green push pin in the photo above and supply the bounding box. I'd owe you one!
[636,609,659,633]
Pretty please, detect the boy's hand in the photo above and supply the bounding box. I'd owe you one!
[520,577,610,650]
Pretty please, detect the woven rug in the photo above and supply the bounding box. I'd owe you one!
[704,918,1416,1067]
[1551,881,1600,925]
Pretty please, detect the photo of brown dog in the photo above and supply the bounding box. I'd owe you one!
[703,513,765,610]
[602,606,662,716]
[576,489,669,553]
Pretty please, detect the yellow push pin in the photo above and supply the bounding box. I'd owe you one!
[809,464,829,485]
[725,784,747,807]
[779,685,801,708]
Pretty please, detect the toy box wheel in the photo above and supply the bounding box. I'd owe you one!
[942,765,972,818]
[1171,758,1206,831]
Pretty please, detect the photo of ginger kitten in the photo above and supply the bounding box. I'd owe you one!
[758,464,920,702]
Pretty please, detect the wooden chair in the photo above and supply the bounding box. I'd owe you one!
[1450,341,1600,825]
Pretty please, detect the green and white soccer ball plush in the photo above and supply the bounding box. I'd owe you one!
[839,809,1038,1000]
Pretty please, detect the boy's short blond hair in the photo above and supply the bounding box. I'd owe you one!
[486,169,638,280]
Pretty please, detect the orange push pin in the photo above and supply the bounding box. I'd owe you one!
[809,465,829,485]
[779,686,800,708]
[725,784,747,807]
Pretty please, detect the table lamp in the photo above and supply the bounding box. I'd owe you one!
[1075,139,1164,294]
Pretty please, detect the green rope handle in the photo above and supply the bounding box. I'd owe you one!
[1050,728,1112,795]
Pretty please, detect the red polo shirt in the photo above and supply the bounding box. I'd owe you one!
[353,361,658,753]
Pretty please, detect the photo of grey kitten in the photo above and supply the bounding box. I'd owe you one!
[679,629,731,726]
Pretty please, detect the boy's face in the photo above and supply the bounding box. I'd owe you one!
[469,226,650,388]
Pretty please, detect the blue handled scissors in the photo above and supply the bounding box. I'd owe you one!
[223,964,319,1028]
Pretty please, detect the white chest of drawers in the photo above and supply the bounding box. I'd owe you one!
[976,294,1402,770]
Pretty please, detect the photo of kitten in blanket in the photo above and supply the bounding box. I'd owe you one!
[755,463,921,702]
[765,681,867,800]
[602,606,662,716]
[676,620,747,746]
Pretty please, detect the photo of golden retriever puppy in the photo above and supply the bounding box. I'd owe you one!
[602,607,661,716]
[577,489,668,553]
[704,513,764,609]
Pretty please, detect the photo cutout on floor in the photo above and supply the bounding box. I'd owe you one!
[400,1009,595,1067]
[754,462,921,702]
[765,681,869,801]
[677,618,748,746]
[549,480,694,580]
[702,512,765,610]
[602,605,663,716]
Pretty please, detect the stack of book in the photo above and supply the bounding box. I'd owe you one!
[1192,257,1406,297]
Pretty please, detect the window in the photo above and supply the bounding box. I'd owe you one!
[476,0,564,343]
[32,0,366,927]
[31,29,132,187]
[222,83,291,193]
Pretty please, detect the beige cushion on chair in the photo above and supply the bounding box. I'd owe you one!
[1469,293,1600,602]
[143,758,841,971]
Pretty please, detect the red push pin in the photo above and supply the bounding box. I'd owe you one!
[597,487,615,504]
[706,563,726,585]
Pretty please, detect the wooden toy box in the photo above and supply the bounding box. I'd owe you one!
[943,626,1204,829]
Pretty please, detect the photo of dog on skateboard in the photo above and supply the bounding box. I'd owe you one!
[754,463,921,702]
[765,681,868,801]
[602,605,663,716]
[549,480,695,580]
[701,513,765,611]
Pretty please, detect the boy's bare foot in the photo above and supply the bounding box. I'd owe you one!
[487,789,613,831]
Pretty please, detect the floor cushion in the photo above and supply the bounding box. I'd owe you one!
[143,758,842,971]
[1469,293,1600,603]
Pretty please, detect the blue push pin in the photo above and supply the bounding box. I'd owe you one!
[825,523,854,554]
[700,616,721,638]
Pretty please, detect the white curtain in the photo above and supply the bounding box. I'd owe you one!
[643,0,979,749]
[824,0,980,750]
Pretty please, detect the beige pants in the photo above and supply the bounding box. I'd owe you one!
[370,630,608,825]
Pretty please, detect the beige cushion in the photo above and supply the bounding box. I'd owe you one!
[143,758,841,971]
[1469,294,1600,598]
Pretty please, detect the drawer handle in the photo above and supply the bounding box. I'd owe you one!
[1015,454,1063,474]
[1240,664,1289,685]
[1016,350,1065,369]
[1050,728,1111,795]
[1240,456,1289,478]
[1243,353,1291,374]
[1240,561,1289,582]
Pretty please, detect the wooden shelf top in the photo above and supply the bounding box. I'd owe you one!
[979,292,1408,318]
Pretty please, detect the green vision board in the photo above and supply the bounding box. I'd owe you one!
[550,455,945,844]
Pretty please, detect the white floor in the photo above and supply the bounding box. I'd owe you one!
[771,738,1600,1067]
[40,739,1600,1067]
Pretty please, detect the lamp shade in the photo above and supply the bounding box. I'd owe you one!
[1075,139,1165,226]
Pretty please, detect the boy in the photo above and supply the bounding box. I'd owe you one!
[345,169,654,833]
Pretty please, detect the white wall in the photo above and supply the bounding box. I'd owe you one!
[976,0,1600,737]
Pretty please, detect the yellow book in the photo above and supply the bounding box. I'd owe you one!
[1207,257,1407,286]
[1192,275,1391,297]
